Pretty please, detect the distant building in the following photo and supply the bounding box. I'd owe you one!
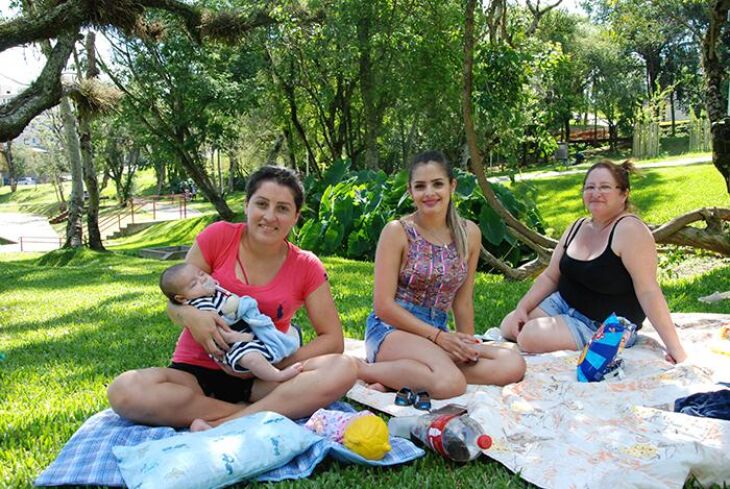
[0,83,51,151]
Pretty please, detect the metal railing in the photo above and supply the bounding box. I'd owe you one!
[9,194,191,252]
[18,236,64,251]
[97,194,188,238]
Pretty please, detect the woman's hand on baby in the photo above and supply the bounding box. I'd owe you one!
[187,309,231,359]
[435,331,480,363]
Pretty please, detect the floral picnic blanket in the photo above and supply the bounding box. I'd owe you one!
[345,313,730,489]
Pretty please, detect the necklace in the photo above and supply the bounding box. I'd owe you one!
[413,214,452,247]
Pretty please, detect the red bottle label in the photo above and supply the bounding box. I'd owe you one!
[427,414,458,457]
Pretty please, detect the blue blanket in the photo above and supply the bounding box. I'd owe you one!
[35,402,423,487]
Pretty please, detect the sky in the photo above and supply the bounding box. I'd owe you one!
[0,0,586,92]
[0,0,45,89]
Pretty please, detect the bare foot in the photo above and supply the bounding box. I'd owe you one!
[190,418,213,432]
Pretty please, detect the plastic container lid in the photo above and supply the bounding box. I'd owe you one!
[477,434,492,450]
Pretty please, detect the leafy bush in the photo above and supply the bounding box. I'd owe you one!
[296,160,545,267]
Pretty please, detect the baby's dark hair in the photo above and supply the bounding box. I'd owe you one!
[159,263,189,305]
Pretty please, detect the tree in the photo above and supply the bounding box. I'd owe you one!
[100,15,268,220]
[587,27,644,150]
[462,0,730,279]
[70,32,111,250]
[667,0,730,193]
[0,0,285,142]
[0,141,18,192]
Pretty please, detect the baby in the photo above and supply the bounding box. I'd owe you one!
[160,263,303,382]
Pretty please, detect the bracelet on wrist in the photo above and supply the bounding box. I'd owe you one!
[432,329,442,344]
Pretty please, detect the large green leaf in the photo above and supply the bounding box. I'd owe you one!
[454,169,476,198]
[321,220,345,255]
[346,229,373,258]
[297,220,323,253]
[479,204,506,246]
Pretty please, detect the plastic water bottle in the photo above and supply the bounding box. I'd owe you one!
[388,413,492,462]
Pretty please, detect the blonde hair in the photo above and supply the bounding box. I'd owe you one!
[409,150,468,261]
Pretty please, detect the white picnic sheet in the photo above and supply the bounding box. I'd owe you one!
[345,313,730,489]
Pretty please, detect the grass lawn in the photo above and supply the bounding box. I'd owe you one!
[1,160,729,487]
[1,241,730,488]
[515,163,729,236]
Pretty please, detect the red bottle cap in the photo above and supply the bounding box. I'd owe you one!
[477,434,492,450]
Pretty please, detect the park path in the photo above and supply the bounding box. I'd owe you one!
[488,155,711,183]
[0,212,61,252]
[0,202,202,253]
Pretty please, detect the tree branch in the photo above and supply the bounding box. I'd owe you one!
[0,31,77,141]
[463,0,558,250]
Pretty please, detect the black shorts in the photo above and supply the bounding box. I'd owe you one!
[169,362,253,403]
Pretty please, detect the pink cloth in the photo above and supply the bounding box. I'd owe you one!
[172,221,328,368]
[304,409,373,443]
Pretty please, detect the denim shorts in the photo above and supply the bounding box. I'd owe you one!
[538,291,638,350]
[364,300,448,363]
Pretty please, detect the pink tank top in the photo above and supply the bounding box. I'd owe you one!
[394,219,467,312]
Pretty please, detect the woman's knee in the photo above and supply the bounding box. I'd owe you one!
[107,370,142,415]
[314,354,358,392]
[515,320,544,353]
[430,371,467,399]
[495,348,526,385]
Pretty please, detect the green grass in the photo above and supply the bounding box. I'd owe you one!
[1,162,729,488]
[516,163,729,236]
[2,243,730,488]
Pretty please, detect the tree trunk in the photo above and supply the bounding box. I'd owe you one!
[608,123,618,151]
[702,0,730,194]
[265,134,285,166]
[643,50,662,97]
[670,89,676,136]
[59,95,84,248]
[173,131,234,220]
[1,141,17,192]
[78,109,104,250]
[76,32,105,251]
[358,12,384,170]
[462,0,557,252]
[0,31,76,142]
[228,151,236,192]
[711,122,730,193]
[154,158,166,196]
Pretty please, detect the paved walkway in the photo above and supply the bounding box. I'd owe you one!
[0,212,62,252]
[0,203,203,253]
[489,155,712,183]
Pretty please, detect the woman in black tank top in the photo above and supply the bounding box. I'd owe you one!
[499,160,687,363]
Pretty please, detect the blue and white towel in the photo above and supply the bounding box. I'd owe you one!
[35,402,424,487]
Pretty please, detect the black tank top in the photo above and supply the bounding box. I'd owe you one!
[557,216,645,327]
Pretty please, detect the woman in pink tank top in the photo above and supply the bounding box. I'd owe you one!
[107,166,357,429]
[358,151,526,399]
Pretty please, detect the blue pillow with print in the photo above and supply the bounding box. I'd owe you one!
[112,411,321,489]
[577,313,636,382]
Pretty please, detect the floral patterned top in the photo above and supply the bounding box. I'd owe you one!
[394,219,467,312]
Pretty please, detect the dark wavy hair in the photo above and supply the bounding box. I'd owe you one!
[245,165,305,212]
